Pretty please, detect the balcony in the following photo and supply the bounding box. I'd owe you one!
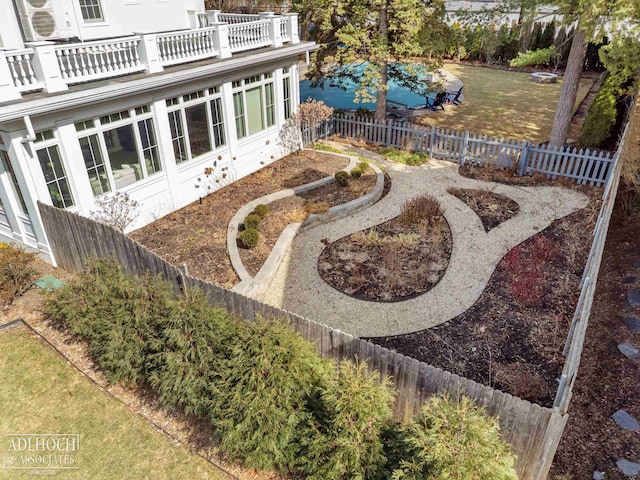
[0,11,299,103]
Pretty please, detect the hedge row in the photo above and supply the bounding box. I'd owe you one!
[44,259,516,479]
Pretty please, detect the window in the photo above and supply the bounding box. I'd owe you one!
[232,73,276,139]
[166,87,226,164]
[76,105,161,195]
[168,111,187,163]
[79,0,104,22]
[80,135,110,196]
[0,151,27,213]
[283,68,292,120]
[35,139,74,209]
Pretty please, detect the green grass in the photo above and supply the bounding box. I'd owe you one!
[380,147,429,165]
[0,327,230,480]
[414,62,594,143]
[313,142,346,154]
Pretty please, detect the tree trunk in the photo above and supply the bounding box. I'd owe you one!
[375,1,388,123]
[549,27,587,148]
[375,62,388,122]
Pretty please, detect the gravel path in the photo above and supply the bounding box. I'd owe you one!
[262,143,590,337]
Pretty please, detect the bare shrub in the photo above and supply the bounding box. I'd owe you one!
[399,195,441,226]
[293,99,333,155]
[90,192,140,232]
[305,202,330,214]
[0,243,38,305]
[493,363,548,400]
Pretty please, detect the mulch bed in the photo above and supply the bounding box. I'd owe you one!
[551,204,640,479]
[318,215,452,302]
[447,187,519,232]
[458,164,580,187]
[366,190,602,407]
[131,151,350,288]
[237,170,378,278]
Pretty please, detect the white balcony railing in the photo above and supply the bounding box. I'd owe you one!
[157,26,219,67]
[228,20,272,53]
[5,49,43,92]
[55,37,144,83]
[0,11,299,102]
[217,13,261,24]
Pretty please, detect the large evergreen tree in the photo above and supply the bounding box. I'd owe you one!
[294,0,442,121]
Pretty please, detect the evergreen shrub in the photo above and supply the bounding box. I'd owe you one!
[239,228,259,248]
[335,171,350,187]
[253,204,269,219]
[243,213,262,231]
[350,168,363,179]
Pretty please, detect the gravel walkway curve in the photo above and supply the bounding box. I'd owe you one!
[262,143,590,337]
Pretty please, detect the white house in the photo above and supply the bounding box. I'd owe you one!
[0,0,313,264]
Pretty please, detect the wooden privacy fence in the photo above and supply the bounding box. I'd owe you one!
[39,201,566,480]
[317,114,617,187]
[554,122,629,413]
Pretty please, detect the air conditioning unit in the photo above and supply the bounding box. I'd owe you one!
[15,0,59,42]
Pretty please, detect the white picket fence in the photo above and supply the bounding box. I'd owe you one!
[320,114,617,187]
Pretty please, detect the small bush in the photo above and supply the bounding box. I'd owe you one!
[350,168,363,179]
[389,395,517,480]
[0,243,38,305]
[243,214,262,231]
[335,170,350,187]
[210,317,330,471]
[239,228,259,248]
[252,204,269,219]
[44,258,175,385]
[399,195,441,226]
[380,147,429,166]
[305,202,330,214]
[297,361,395,479]
[358,161,370,171]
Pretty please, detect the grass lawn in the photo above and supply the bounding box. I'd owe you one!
[0,327,230,480]
[414,62,594,143]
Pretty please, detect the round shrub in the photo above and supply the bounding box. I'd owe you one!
[243,214,261,231]
[358,161,370,171]
[350,168,363,179]
[335,170,350,187]
[239,228,259,248]
[389,395,517,480]
[253,204,269,219]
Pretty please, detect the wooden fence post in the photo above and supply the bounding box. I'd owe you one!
[386,119,393,147]
[428,125,435,158]
[460,130,470,165]
[517,141,531,176]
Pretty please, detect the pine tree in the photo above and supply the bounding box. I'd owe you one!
[294,0,441,121]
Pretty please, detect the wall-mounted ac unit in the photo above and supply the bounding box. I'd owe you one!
[15,0,59,42]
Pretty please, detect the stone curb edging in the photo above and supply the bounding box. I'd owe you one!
[229,150,385,298]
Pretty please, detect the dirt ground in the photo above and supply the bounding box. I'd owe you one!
[447,187,519,232]
[239,169,377,277]
[131,151,349,288]
[318,213,452,302]
[550,202,640,479]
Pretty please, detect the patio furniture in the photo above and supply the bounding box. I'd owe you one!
[446,86,464,105]
[426,92,447,111]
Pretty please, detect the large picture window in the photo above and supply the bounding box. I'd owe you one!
[232,73,276,139]
[166,87,226,164]
[35,131,74,209]
[76,106,161,195]
[79,0,104,22]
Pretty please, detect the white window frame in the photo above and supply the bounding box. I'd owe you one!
[34,130,76,210]
[75,106,162,196]
[282,67,293,120]
[232,72,276,140]
[78,0,106,23]
[166,86,226,165]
